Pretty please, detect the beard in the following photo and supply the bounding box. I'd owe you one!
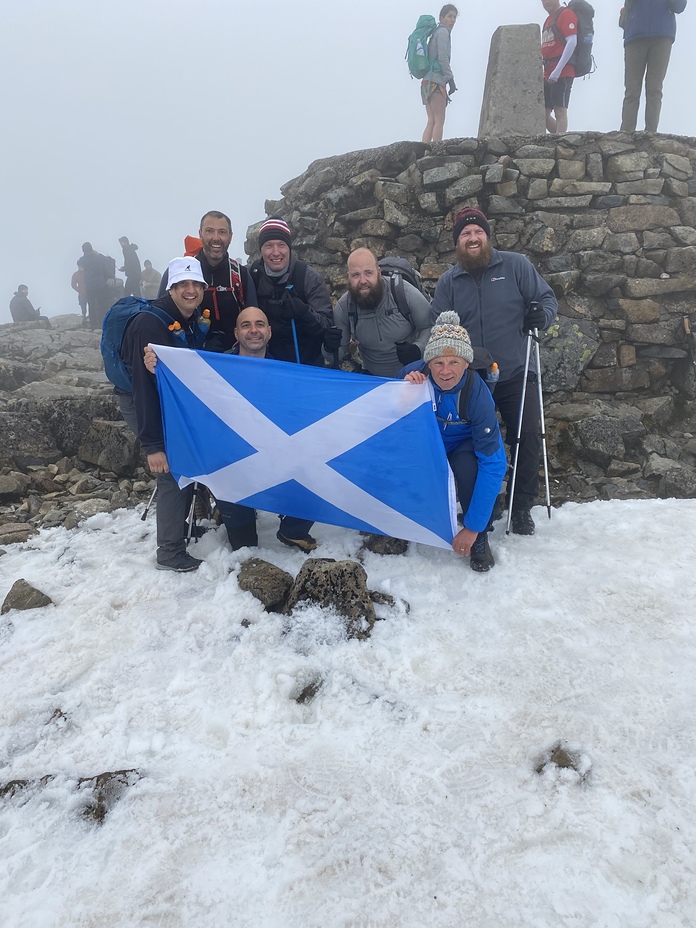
[348,275,384,311]
[457,238,493,271]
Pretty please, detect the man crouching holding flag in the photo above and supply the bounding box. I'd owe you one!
[400,311,507,571]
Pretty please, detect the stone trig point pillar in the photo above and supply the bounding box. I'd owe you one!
[478,24,546,137]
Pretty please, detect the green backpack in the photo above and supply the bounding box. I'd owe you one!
[406,15,440,79]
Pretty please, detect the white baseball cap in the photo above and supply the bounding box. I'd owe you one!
[166,256,207,288]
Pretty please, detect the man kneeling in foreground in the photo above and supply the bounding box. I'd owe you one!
[400,311,507,571]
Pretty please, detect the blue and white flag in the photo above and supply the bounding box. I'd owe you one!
[153,346,457,549]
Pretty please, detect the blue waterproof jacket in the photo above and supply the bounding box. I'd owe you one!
[431,250,557,383]
[399,361,507,533]
[623,0,687,44]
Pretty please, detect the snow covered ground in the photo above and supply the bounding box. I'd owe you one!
[1,498,695,928]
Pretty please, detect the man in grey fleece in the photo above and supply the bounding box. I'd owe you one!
[431,208,558,536]
[333,248,433,379]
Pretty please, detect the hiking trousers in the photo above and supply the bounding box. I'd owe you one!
[492,374,541,512]
[621,37,673,133]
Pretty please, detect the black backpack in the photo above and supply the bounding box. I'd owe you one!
[552,0,595,78]
[347,257,429,337]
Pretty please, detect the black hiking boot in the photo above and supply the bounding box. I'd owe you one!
[226,522,259,551]
[156,551,203,572]
[511,508,535,536]
[470,533,495,572]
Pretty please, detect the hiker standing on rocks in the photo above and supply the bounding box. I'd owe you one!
[541,0,578,135]
[421,5,458,143]
[77,243,112,330]
[400,313,507,572]
[119,237,142,297]
[431,208,557,537]
[620,0,687,133]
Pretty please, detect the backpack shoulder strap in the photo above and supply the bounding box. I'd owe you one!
[388,275,413,325]
[457,369,475,423]
[288,259,309,303]
[141,304,175,328]
[550,7,567,45]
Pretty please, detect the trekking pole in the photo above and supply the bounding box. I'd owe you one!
[533,328,552,520]
[186,482,199,545]
[506,332,533,536]
[140,484,158,521]
[290,318,301,365]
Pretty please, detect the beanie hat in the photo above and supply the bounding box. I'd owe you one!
[258,216,292,249]
[166,256,206,289]
[424,311,474,364]
[452,207,491,245]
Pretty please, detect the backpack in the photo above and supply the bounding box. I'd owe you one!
[347,258,429,339]
[406,15,439,79]
[100,296,177,392]
[552,0,595,78]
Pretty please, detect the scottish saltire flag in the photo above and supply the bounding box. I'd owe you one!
[152,346,457,549]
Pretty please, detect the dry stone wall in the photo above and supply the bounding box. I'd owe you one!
[245,132,696,502]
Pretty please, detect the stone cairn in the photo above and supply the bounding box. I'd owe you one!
[245,132,696,503]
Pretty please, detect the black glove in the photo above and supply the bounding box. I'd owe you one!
[395,341,422,366]
[448,80,457,95]
[323,326,343,351]
[523,304,546,333]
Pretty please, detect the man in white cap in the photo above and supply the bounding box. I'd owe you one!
[400,311,507,572]
[119,256,211,571]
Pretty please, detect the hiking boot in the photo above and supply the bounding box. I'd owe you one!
[470,533,495,572]
[226,522,258,551]
[156,551,203,572]
[511,508,535,536]
[276,530,318,553]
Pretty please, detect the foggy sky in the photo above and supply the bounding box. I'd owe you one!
[2,0,693,322]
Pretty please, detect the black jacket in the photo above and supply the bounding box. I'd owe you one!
[9,293,40,322]
[249,255,333,366]
[120,294,204,454]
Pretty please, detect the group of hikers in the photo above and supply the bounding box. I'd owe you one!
[418,0,687,141]
[70,239,162,330]
[112,207,557,575]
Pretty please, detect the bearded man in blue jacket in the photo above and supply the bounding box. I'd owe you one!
[620,0,687,133]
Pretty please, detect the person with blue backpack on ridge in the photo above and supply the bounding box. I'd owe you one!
[421,5,458,143]
[620,0,687,133]
[118,256,212,572]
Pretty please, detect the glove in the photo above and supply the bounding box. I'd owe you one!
[395,341,422,366]
[280,291,310,322]
[323,326,343,351]
[448,80,457,95]
[523,304,546,333]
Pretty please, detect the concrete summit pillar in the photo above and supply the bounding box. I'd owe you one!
[478,24,546,137]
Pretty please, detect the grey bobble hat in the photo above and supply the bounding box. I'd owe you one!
[424,311,474,364]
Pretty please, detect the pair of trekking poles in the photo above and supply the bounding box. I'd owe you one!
[505,315,552,535]
[140,480,206,546]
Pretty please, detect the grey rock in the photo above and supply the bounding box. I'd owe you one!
[478,25,546,137]
[608,205,681,233]
[238,557,294,612]
[284,558,376,639]
[78,420,141,476]
[2,578,54,615]
[542,317,600,392]
[360,534,409,556]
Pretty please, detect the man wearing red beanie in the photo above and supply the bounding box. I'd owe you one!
[431,207,558,535]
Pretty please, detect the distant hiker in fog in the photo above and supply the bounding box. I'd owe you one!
[140,259,162,300]
[77,242,112,329]
[119,236,142,297]
[541,0,578,135]
[620,0,687,133]
[421,5,458,143]
[9,284,41,323]
[71,266,88,318]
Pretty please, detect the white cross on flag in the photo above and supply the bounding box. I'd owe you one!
[152,346,457,549]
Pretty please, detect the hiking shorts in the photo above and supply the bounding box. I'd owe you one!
[544,77,574,110]
[421,80,449,106]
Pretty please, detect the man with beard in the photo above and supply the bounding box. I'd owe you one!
[431,208,557,536]
[158,210,257,353]
[248,217,335,366]
[333,248,433,377]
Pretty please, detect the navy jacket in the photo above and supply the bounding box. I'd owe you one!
[399,361,507,533]
[431,250,557,383]
[624,0,687,43]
